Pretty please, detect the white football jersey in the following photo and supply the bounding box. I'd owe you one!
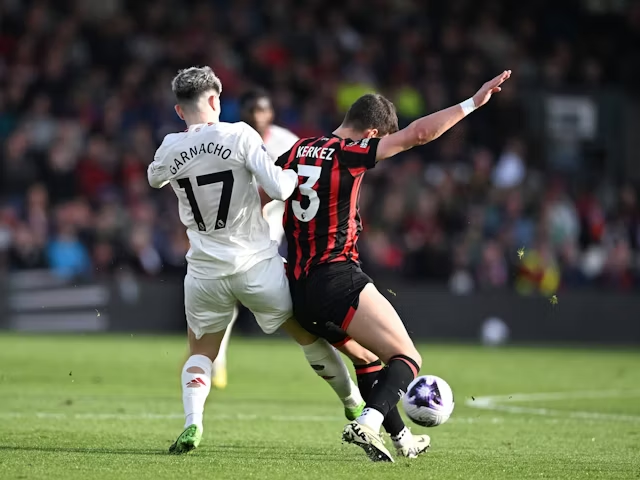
[148,121,298,279]
[263,125,299,244]
[265,124,299,159]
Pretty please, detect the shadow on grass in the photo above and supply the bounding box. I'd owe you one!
[211,444,360,461]
[0,445,166,456]
[0,444,361,462]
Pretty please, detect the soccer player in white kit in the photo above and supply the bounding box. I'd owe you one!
[148,67,367,454]
[209,88,298,390]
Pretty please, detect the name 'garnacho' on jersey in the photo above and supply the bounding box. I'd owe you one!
[147,121,294,279]
[167,141,232,175]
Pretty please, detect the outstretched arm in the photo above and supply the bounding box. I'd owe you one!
[376,70,512,161]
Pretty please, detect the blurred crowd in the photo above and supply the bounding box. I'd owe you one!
[1,0,640,292]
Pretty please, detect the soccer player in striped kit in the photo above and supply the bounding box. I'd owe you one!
[276,70,512,461]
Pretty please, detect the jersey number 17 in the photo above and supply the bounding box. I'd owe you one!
[177,170,234,231]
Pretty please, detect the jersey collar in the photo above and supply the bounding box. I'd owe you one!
[186,122,215,132]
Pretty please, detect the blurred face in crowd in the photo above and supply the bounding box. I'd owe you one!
[245,96,274,136]
[6,131,28,161]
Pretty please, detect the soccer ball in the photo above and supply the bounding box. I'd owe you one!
[402,375,454,427]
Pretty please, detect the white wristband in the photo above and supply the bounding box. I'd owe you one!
[459,98,476,117]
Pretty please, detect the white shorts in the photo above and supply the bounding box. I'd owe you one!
[184,255,292,339]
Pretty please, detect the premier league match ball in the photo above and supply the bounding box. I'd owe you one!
[402,375,455,427]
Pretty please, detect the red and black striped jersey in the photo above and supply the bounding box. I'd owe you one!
[275,135,380,280]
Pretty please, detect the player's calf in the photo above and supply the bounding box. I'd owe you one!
[342,343,428,457]
[280,318,365,418]
[353,359,415,451]
[181,354,213,431]
[343,284,422,434]
[171,328,225,454]
[352,354,420,444]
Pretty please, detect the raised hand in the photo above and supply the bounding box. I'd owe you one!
[472,70,512,109]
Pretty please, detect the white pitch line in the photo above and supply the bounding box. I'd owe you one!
[470,389,640,404]
[466,390,640,423]
[0,412,334,422]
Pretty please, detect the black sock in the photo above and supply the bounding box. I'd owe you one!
[364,355,419,419]
[354,360,408,437]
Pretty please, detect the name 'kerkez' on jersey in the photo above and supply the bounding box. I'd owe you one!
[148,121,297,279]
[294,144,336,160]
[276,136,380,280]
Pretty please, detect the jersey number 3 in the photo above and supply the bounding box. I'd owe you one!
[293,165,321,222]
[177,171,234,231]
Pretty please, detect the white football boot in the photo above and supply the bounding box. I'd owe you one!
[394,433,431,458]
[342,421,394,462]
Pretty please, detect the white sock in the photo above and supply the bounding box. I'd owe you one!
[182,354,213,429]
[212,306,238,375]
[391,427,412,448]
[357,407,384,433]
[301,339,363,407]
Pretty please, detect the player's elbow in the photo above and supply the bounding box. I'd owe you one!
[410,122,437,146]
[416,131,436,145]
[147,166,167,189]
[147,177,164,189]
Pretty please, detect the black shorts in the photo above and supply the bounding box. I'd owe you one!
[289,261,373,346]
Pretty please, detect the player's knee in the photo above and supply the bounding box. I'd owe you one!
[398,338,421,369]
[411,350,422,370]
[281,317,318,345]
[351,350,379,365]
[399,344,422,370]
[385,348,421,372]
[338,341,379,365]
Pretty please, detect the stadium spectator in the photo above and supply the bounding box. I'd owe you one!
[1,0,639,293]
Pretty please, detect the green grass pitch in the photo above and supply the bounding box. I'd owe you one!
[0,334,638,479]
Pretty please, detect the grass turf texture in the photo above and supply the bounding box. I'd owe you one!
[0,335,638,479]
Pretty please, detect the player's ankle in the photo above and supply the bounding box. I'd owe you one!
[356,407,384,432]
[185,413,204,430]
[343,393,363,409]
[390,426,411,448]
